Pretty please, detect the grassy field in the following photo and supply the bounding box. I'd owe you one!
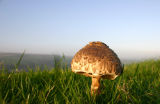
[0,59,160,104]
[0,52,72,70]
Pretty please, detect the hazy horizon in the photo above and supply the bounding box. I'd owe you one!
[1,0,160,59]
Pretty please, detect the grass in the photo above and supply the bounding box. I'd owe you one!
[0,59,160,104]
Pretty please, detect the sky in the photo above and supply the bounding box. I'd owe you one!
[0,0,160,59]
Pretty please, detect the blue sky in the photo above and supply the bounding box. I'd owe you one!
[0,0,160,59]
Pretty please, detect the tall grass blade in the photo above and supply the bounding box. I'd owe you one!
[134,64,139,77]
[15,51,25,72]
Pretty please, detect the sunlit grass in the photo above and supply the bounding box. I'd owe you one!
[0,59,160,103]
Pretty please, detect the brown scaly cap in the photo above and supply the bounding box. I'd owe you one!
[71,41,123,80]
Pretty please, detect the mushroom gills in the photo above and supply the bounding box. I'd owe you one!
[101,73,118,80]
[74,70,93,77]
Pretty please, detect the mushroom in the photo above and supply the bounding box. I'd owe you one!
[71,41,123,95]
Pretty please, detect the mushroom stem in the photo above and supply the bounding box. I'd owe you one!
[91,77,101,95]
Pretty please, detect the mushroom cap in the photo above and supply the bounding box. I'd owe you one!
[71,41,123,80]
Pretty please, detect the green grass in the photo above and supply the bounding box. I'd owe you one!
[0,60,160,104]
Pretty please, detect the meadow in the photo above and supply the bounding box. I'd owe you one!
[0,55,160,104]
